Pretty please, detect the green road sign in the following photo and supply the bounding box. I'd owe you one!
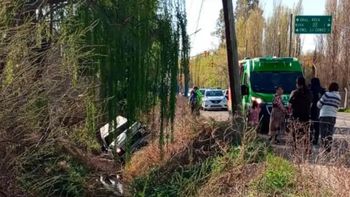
[295,15,332,34]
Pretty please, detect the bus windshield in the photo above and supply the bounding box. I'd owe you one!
[250,72,303,94]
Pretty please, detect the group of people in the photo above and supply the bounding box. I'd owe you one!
[248,76,341,153]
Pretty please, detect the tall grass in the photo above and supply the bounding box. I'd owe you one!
[131,159,213,197]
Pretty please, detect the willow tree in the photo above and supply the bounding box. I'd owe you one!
[178,7,190,99]
[75,0,188,158]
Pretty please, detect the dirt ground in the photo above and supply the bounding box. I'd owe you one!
[200,110,230,122]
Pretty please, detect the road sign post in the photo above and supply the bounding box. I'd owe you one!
[295,15,332,34]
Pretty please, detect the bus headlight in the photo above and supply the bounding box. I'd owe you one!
[252,97,262,104]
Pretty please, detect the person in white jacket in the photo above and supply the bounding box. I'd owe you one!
[317,82,341,152]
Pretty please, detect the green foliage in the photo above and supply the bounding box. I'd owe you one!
[85,95,98,141]
[131,159,213,197]
[73,96,101,152]
[178,9,190,98]
[239,138,269,164]
[211,147,240,173]
[211,134,268,174]
[339,108,350,113]
[255,154,296,195]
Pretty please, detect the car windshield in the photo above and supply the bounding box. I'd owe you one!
[250,72,302,94]
[205,90,224,97]
[200,89,205,95]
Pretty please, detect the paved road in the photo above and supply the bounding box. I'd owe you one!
[336,112,350,128]
[202,110,350,162]
[201,110,350,129]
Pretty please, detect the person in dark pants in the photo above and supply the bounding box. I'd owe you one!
[189,86,202,115]
[309,78,325,145]
[189,87,198,114]
[317,82,341,153]
[289,77,312,154]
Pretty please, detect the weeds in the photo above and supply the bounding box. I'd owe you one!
[211,147,240,174]
[254,154,296,195]
[131,159,212,197]
[18,145,88,196]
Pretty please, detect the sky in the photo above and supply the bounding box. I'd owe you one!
[186,0,326,56]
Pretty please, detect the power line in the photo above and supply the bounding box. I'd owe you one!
[195,0,204,32]
[192,0,204,47]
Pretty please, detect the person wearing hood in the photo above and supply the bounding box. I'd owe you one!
[309,78,325,145]
[317,82,341,152]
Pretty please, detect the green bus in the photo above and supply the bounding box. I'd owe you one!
[228,57,304,134]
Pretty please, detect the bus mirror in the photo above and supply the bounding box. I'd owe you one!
[241,85,248,96]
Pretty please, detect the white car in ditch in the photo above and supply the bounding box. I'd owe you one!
[99,116,149,162]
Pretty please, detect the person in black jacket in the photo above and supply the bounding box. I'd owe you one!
[309,78,325,145]
[289,77,312,122]
[289,77,312,155]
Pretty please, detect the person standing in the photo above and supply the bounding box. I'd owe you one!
[309,78,325,145]
[317,82,341,153]
[269,86,287,144]
[248,100,261,127]
[289,77,312,153]
[189,87,202,116]
[289,77,312,122]
[189,87,197,114]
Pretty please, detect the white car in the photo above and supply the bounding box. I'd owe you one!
[202,89,227,110]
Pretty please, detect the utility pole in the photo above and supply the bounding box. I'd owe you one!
[289,14,293,57]
[222,0,242,115]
